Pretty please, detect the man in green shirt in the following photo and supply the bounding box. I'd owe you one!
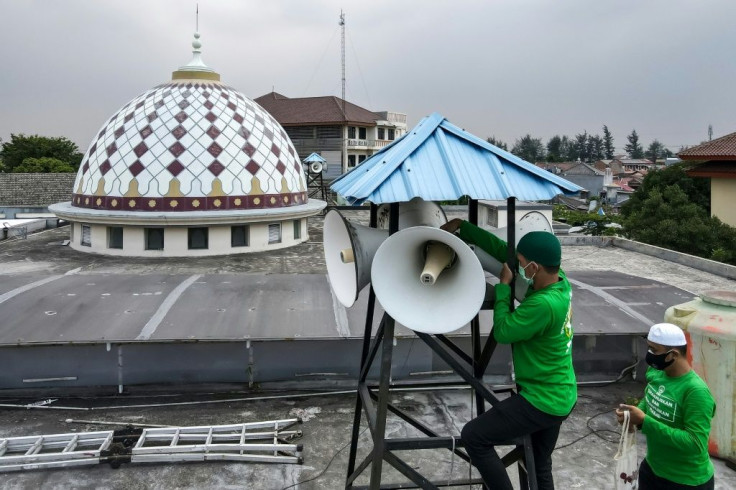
[442,219,577,490]
[617,323,716,489]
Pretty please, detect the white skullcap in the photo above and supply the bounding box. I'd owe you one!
[648,323,686,346]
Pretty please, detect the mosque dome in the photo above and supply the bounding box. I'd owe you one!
[71,33,307,213]
[51,32,325,257]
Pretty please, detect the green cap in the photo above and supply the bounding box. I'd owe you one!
[517,231,561,266]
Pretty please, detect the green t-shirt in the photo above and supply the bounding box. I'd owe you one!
[637,367,715,486]
[458,221,577,416]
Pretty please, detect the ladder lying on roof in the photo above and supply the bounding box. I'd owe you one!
[0,418,303,472]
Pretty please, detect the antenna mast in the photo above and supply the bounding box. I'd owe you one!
[196,3,199,31]
[339,11,346,115]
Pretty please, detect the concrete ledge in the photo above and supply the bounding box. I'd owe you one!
[559,234,736,280]
[558,235,613,247]
[611,237,736,280]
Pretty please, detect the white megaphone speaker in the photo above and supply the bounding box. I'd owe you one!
[371,226,486,334]
[376,197,447,230]
[323,199,448,308]
[468,211,554,302]
[309,161,324,174]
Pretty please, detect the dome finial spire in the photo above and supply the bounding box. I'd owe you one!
[172,5,220,81]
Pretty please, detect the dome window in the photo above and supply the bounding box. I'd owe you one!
[145,228,165,251]
[231,225,249,248]
[268,223,281,244]
[188,227,209,250]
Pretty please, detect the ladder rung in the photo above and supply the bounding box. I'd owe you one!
[239,425,246,455]
[62,435,79,453]
[170,429,180,447]
[25,437,43,456]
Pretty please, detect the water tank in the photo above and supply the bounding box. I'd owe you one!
[664,290,736,459]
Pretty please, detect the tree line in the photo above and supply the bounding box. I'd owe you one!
[488,126,674,164]
[0,134,83,173]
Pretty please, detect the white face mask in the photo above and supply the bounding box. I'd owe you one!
[518,262,536,286]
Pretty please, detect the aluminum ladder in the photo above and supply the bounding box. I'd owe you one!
[130,419,303,465]
[0,430,115,472]
[0,418,303,472]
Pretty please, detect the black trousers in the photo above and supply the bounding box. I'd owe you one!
[638,459,714,490]
[460,394,568,490]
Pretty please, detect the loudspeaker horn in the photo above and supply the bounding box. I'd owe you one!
[468,210,555,302]
[309,161,324,174]
[484,211,553,244]
[376,197,447,230]
[371,226,486,334]
[323,199,448,308]
[324,209,388,308]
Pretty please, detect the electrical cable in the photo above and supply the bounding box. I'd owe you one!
[301,26,340,97]
[280,428,368,490]
[554,408,621,451]
[346,30,372,110]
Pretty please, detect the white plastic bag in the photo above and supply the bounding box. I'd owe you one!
[614,410,639,490]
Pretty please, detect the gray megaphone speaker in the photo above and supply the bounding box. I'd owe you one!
[324,209,388,308]
[468,211,555,302]
[371,226,486,334]
[309,161,324,174]
[323,199,448,308]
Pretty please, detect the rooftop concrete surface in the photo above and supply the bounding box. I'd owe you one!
[1,208,734,292]
[1,209,733,345]
[0,384,734,489]
[1,209,735,488]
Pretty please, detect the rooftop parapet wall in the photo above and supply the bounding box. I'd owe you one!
[559,235,736,280]
[0,173,76,207]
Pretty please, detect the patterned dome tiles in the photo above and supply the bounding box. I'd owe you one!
[72,81,307,212]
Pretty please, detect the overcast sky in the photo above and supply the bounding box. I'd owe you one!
[2,0,734,155]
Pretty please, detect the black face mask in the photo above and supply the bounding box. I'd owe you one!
[646,350,675,370]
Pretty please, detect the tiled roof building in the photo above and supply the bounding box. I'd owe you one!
[680,131,736,227]
[255,92,407,177]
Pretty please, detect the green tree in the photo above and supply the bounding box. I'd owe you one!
[619,163,736,264]
[574,131,589,161]
[559,136,575,161]
[546,135,563,162]
[621,162,710,214]
[602,125,615,159]
[588,135,605,161]
[624,129,644,158]
[486,136,508,151]
[13,157,76,173]
[511,134,545,163]
[0,134,83,172]
[645,139,667,162]
[622,185,715,257]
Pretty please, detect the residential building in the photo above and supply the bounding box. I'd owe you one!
[537,161,605,197]
[680,131,736,227]
[254,92,407,179]
[613,157,654,173]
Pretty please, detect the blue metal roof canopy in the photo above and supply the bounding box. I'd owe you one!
[331,112,582,204]
[303,152,327,163]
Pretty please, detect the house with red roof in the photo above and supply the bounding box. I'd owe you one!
[254,92,407,177]
[680,131,736,227]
